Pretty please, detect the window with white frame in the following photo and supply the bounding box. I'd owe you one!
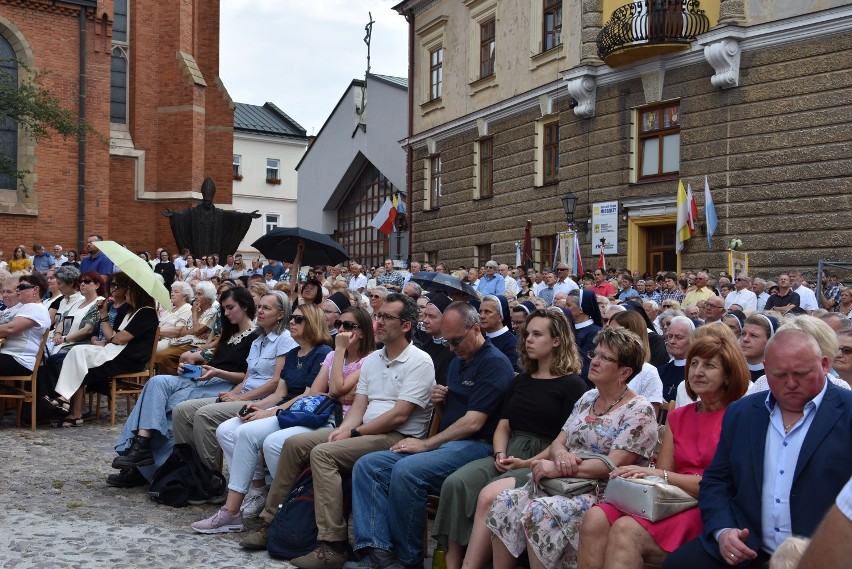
[467,0,497,88]
[542,0,563,52]
[266,158,280,183]
[428,154,442,209]
[636,101,680,181]
[265,214,281,233]
[430,47,443,100]
[233,154,242,178]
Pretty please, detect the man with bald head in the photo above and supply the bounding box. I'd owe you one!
[664,329,852,569]
[683,272,715,307]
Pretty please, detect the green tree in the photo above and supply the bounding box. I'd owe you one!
[0,60,100,197]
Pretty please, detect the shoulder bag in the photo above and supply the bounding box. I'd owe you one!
[602,475,697,521]
[537,451,617,497]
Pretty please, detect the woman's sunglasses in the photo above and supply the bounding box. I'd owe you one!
[290,315,306,324]
[16,283,36,291]
[334,319,360,331]
[80,278,96,285]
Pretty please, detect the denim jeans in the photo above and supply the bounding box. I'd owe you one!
[351,439,492,565]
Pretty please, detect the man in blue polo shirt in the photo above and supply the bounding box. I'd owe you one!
[31,244,55,275]
[477,260,505,296]
[80,235,115,283]
[346,301,513,569]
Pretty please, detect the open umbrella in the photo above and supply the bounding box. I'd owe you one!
[95,241,171,309]
[252,227,350,300]
[409,272,479,299]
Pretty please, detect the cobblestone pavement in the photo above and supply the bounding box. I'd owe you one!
[1,403,436,569]
[0,402,289,569]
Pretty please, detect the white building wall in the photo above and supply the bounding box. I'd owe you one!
[232,133,307,257]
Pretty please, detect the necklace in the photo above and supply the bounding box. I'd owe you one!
[592,387,629,417]
[784,420,797,434]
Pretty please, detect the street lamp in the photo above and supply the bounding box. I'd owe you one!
[560,191,578,226]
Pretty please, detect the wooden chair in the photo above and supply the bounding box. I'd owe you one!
[656,400,676,426]
[424,405,444,557]
[90,329,160,425]
[0,329,50,431]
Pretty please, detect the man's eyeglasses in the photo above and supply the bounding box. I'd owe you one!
[587,350,619,365]
[375,312,402,323]
[290,315,306,324]
[334,319,360,331]
[370,294,385,300]
[16,283,36,291]
[557,268,569,272]
[445,325,475,347]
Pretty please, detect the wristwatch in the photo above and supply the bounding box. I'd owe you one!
[350,428,362,438]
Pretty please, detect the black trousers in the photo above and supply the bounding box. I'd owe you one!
[0,353,32,376]
[663,538,770,569]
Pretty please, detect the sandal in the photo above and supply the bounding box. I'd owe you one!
[54,417,84,428]
[43,395,71,416]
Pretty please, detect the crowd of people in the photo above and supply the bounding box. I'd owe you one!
[1,239,851,569]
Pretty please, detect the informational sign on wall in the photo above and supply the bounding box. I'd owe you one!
[592,201,618,255]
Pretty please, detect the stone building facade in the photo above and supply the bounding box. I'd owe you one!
[0,0,233,255]
[394,0,852,277]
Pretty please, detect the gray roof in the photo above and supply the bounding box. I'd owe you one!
[369,74,408,89]
[234,102,307,139]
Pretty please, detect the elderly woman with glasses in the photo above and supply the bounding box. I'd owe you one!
[0,273,51,376]
[485,328,658,569]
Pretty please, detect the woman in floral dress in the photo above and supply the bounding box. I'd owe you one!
[485,328,658,569]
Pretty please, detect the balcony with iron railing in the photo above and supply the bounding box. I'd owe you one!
[597,1,711,67]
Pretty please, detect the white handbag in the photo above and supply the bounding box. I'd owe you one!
[602,475,697,521]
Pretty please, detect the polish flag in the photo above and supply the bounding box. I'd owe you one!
[370,197,397,235]
[686,183,698,234]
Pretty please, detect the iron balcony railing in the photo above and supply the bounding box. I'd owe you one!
[597,0,711,61]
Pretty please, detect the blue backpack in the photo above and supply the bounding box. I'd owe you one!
[267,467,318,560]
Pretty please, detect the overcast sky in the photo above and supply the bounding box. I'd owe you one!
[220,0,409,135]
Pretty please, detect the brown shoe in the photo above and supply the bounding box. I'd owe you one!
[238,522,269,550]
[291,543,348,569]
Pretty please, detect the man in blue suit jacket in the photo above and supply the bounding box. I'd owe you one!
[664,329,852,568]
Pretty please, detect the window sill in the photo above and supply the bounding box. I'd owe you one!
[473,193,493,201]
[534,181,560,190]
[233,175,243,182]
[265,179,282,186]
[469,74,498,96]
[631,173,679,185]
[420,97,445,116]
[530,45,565,71]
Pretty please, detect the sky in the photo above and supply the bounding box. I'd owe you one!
[220,0,410,135]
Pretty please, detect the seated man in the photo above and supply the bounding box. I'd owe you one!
[663,329,852,568]
[346,301,514,569]
[240,293,435,565]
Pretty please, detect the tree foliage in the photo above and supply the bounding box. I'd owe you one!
[0,60,101,196]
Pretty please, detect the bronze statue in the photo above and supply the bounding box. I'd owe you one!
[163,177,260,259]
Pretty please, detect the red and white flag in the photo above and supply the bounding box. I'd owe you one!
[686,183,698,234]
[370,197,397,235]
[597,238,606,271]
[573,232,584,276]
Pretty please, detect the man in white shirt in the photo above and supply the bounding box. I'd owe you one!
[725,273,758,311]
[752,278,771,311]
[553,263,579,296]
[348,263,368,294]
[498,264,518,297]
[52,245,68,265]
[790,271,819,312]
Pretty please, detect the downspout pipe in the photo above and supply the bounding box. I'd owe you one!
[76,6,88,251]
[405,8,414,262]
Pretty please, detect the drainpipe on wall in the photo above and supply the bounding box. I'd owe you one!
[76,6,88,251]
[405,8,414,262]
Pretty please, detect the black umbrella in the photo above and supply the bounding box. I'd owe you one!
[410,272,479,299]
[252,227,349,267]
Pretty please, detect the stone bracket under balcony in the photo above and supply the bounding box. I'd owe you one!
[597,0,711,67]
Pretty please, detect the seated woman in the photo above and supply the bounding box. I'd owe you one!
[61,250,80,269]
[299,278,323,305]
[44,279,159,426]
[39,270,104,409]
[191,303,334,532]
[0,276,21,324]
[154,281,218,375]
[107,287,257,487]
[47,266,83,330]
[42,268,61,311]
[7,246,32,274]
[0,274,51,375]
[434,308,589,569]
[607,311,664,413]
[156,281,194,352]
[485,328,658,569]
[578,334,750,569]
